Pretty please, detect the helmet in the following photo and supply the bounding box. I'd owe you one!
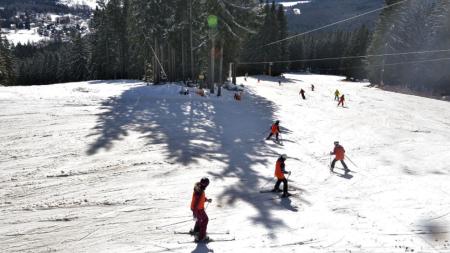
[334,141,339,145]
[281,154,287,159]
[200,177,210,187]
[275,120,280,124]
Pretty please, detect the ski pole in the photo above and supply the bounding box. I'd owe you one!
[156,218,194,229]
[329,154,332,170]
[261,177,275,189]
[345,155,359,168]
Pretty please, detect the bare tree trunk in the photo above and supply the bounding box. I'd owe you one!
[219,40,224,84]
[189,0,194,80]
[161,44,165,81]
[181,33,185,80]
[154,38,160,84]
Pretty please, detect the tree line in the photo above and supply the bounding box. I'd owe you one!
[0,0,449,95]
[367,0,450,95]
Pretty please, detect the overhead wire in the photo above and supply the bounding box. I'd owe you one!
[263,0,411,47]
[238,49,450,65]
[304,57,450,72]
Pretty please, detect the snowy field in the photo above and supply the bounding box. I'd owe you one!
[1,74,449,252]
[3,29,49,45]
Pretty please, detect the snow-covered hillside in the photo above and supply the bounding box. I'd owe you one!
[59,0,97,8]
[1,74,449,252]
[2,28,50,45]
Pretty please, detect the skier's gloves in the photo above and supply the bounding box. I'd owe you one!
[288,171,291,175]
[207,199,212,203]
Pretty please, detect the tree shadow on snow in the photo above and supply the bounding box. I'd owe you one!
[86,84,294,236]
[191,243,214,253]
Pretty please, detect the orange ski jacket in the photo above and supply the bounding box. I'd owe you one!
[271,124,280,134]
[191,183,207,211]
[274,158,286,179]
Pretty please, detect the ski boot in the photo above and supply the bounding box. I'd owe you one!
[195,236,210,243]
[281,192,292,198]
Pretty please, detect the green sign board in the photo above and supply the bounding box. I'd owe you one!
[207,15,218,29]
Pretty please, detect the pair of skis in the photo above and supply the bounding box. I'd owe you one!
[174,230,235,244]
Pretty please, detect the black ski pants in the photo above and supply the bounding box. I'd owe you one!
[274,178,288,194]
[331,159,348,170]
[266,132,279,141]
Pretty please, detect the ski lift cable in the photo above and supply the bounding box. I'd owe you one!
[309,57,450,71]
[238,48,450,65]
[263,0,411,47]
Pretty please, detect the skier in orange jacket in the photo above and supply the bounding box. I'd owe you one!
[272,154,291,197]
[330,141,349,174]
[190,177,212,242]
[266,120,281,142]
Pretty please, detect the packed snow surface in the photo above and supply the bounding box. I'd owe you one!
[278,1,310,7]
[1,74,450,252]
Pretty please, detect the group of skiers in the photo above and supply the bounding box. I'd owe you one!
[335,89,346,107]
[298,85,345,108]
[189,83,351,243]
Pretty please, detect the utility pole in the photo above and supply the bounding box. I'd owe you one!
[380,42,387,86]
[232,62,237,85]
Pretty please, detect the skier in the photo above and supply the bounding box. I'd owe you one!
[334,89,340,101]
[330,141,349,174]
[272,154,291,197]
[278,80,281,86]
[234,91,242,101]
[191,177,212,242]
[338,94,345,107]
[299,89,306,100]
[311,84,315,91]
[266,120,281,142]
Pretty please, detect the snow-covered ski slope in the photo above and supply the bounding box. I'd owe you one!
[1,74,449,252]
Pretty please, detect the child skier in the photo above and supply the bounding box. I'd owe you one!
[190,177,212,242]
[266,120,281,142]
[334,89,340,101]
[338,94,345,107]
[272,154,291,197]
[330,141,349,174]
[299,89,306,100]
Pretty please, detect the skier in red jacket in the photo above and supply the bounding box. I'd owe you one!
[330,141,349,174]
[190,177,212,242]
[338,94,345,107]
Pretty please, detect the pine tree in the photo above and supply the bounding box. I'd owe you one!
[70,33,89,81]
[276,4,289,73]
[366,0,405,85]
[0,35,15,86]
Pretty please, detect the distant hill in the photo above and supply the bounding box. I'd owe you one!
[276,0,384,33]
